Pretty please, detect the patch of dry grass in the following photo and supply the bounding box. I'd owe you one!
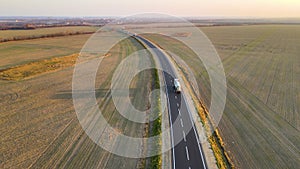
[0,54,78,80]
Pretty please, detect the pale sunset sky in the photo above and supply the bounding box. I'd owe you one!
[1,0,299,17]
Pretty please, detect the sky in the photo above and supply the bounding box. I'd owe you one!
[1,0,299,17]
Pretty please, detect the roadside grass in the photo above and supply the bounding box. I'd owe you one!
[131,36,162,169]
[148,69,162,169]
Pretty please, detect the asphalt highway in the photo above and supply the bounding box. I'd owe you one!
[136,36,207,169]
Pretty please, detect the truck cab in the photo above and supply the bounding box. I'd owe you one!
[174,79,181,93]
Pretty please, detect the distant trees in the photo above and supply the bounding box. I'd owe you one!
[0,31,95,43]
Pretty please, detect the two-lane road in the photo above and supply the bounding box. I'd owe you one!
[136,36,207,169]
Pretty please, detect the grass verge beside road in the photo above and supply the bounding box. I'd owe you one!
[148,69,162,169]
[132,36,163,169]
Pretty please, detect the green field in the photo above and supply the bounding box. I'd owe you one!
[0,34,92,69]
[143,25,300,168]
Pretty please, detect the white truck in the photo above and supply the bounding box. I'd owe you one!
[174,79,181,93]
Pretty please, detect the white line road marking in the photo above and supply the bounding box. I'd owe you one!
[182,94,207,169]
[178,109,181,116]
[183,130,186,142]
[180,118,184,127]
[189,167,191,169]
[177,103,179,107]
[185,146,190,161]
[175,95,177,99]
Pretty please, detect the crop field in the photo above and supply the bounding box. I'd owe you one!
[143,25,300,168]
[0,29,156,168]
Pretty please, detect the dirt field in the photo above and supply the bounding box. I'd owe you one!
[143,25,300,168]
[0,32,155,169]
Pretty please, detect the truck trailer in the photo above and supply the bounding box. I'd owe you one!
[174,79,181,93]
